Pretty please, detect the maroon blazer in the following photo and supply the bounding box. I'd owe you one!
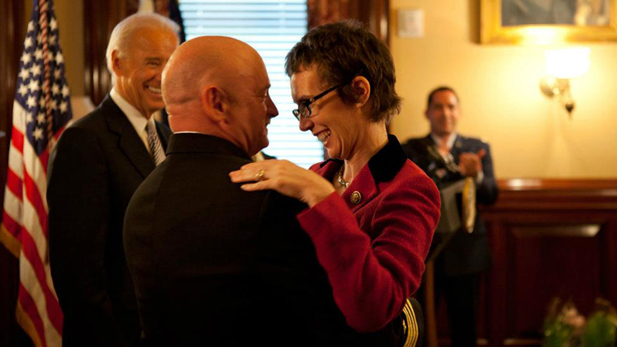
[297,135,440,333]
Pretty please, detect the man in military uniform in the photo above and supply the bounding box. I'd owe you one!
[402,86,499,347]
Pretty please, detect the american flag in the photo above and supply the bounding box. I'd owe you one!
[1,0,71,346]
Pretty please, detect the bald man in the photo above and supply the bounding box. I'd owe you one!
[123,37,363,346]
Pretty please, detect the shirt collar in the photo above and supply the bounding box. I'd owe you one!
[430,132,458,151]
[110,87,152,133]
[167,133,251,161]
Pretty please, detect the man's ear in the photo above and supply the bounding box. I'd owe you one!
[200,85,229,123]
[351,76,371,107]
[111,50,123,76]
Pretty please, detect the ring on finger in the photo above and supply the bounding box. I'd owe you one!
[255,169,266,181]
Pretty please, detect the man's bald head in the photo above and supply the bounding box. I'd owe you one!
[162,36,278,156]
[163,36,264,109]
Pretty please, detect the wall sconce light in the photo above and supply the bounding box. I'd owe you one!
[540,48,590,117]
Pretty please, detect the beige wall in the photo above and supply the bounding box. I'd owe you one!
[389,0,617,178]
[54,0,85,96]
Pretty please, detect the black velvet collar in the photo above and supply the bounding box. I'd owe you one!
[319,134,408,183]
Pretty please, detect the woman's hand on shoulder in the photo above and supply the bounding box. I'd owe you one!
[229,159,335,207]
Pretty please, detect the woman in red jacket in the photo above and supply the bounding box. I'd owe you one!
[230,20,440,338]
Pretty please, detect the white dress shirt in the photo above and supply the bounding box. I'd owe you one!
[110,88,158,155]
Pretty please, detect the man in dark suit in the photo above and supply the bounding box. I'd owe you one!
[124,36,372,347]
[402,86,499,347]
[47,13,178,346]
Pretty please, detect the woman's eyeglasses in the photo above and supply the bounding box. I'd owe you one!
[292,83,345,121]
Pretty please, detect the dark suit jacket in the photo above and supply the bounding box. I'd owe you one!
[47,95,171,346]
[402,134,498,276]
[124,133,370,347]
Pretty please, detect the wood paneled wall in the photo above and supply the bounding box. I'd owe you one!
[0,0,25,227]
[0,1,26,346]
[83,0,138,106]
[463,179,617,347]
[307,0,389,43]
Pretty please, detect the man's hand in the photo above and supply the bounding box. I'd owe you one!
[458,149,486,178]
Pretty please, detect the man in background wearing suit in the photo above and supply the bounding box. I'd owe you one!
[124,36,372,346]
[47,13,178,346]
[402,86,499,347]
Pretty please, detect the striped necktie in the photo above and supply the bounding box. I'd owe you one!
[146,122,166,166]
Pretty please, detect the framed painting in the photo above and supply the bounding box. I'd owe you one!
[481,0,617,44]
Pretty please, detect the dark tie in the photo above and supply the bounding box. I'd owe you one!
[146,122,165,166]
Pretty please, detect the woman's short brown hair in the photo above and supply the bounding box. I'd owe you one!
[285,20,401,123]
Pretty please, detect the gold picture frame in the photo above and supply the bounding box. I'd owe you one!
[481,0,617,44]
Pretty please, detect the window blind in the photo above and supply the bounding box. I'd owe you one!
[179,0,323,168]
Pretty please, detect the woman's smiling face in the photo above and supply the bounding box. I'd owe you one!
[291,65,368,161]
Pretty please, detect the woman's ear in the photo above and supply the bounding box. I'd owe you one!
[350,76,371,107]
[200,85,229,123]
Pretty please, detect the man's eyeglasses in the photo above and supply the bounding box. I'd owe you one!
[292,83,345,121]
